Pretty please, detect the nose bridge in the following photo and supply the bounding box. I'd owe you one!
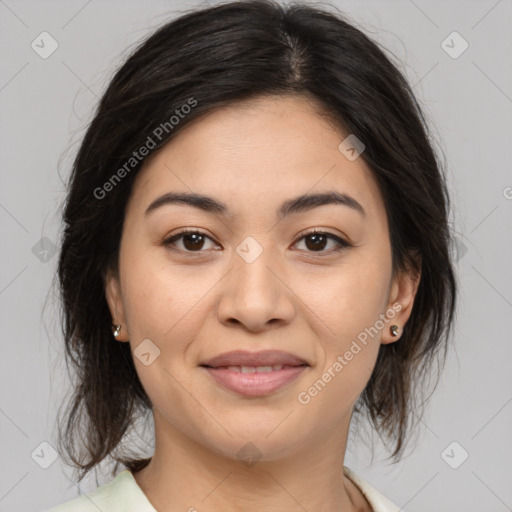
[216,234,294,329]
[232,234,280,300]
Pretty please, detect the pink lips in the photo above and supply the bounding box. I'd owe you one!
[200,350,309,397]
[202,366,307,396]
[200,349,307,368]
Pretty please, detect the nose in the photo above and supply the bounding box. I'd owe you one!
[216,244,295,332]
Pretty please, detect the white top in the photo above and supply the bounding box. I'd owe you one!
[45,466,404,512]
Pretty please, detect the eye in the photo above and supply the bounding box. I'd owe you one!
[162,228,351,255]
[293,229,351,254]
[162,229,219,253]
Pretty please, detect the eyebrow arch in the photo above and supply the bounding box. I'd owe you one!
[145,191,366,218]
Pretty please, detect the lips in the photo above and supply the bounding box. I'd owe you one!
[200,350,308,369]
[202,365,307,396]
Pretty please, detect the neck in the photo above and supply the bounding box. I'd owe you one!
[132,408,368,512]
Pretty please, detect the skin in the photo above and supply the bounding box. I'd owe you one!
[105,94,420,512]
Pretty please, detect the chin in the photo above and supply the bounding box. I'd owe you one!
[199,427,306,463]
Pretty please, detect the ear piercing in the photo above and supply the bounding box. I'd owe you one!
[112,324,121,337]
[390,324,400,337]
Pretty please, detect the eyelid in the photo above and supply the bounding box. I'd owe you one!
[162,229,220,252]
[292,228,351,252]
[295,227,350,245]
[162,228,351,254]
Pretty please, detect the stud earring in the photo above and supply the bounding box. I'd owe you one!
[390,324,400,337]
[112,324,121,337]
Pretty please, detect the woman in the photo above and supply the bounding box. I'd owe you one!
[47,1,457,510]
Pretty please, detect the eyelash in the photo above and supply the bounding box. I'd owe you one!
[162,228,351,256]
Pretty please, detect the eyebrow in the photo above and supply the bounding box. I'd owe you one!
[145,190,366,218]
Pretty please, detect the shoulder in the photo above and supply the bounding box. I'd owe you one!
[43,470,156,512]
[343,466,406,512]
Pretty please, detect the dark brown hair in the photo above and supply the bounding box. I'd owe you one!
[55,0,458,482]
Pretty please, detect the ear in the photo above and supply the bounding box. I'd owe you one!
[381,257,421,345]
[104,266,130,342]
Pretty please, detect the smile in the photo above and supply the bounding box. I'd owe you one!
[201,364,308,396]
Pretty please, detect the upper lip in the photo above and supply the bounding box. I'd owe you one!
[200,350,308,368]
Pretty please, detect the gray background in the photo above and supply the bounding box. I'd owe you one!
[1,0,511,511]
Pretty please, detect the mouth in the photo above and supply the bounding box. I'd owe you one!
[199,350,309,397]
[200,363,308,373]
[199,349,309,368]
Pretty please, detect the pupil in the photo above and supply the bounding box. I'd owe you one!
[181,233,328,252]
[184,233,204,251]
[306,234,326,251]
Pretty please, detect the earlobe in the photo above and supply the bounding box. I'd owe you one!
[104,267,130,342]
[382,264,421,345]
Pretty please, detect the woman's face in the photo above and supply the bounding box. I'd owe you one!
[106,94,418,461]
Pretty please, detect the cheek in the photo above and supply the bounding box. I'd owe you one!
[120,251,220,383]
[121,249,201,337]
[296,254,390,394]
[120,257,208,408]
[300,257,390,340]
[122,268,172,338]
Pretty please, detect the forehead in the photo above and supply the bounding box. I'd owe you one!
[127,95,386,224]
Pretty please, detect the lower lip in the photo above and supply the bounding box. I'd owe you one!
[201,365,308,396]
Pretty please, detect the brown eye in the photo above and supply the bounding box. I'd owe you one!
[294,230,350,253]
[163,229,351,255]
[163,230,218,252]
